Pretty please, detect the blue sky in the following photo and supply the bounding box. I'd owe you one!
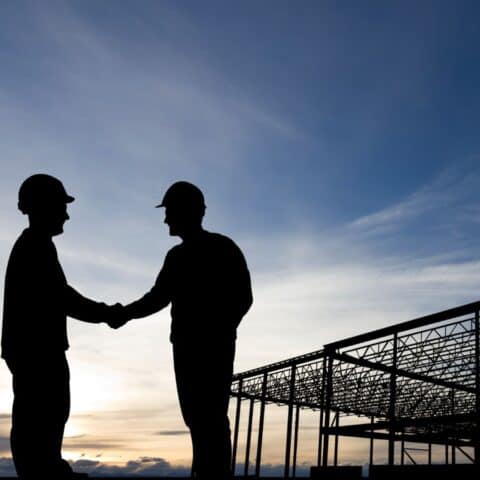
[1,0,480,474]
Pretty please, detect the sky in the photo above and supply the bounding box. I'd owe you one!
[1,0,480,475]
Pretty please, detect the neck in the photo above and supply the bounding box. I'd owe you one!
[28,219,54,238]
[179,225,204,242]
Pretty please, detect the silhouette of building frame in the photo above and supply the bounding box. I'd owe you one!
[230,301,480,477]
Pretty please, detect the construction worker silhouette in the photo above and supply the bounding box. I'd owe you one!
[111,181,253,480]
[1,174,120,479]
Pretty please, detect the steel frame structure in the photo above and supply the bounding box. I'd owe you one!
[230,301,480,477]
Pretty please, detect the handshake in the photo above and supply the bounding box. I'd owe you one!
[103,303,130,329]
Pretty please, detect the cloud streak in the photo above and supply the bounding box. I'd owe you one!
[349,161,480,235]
[1,0,480,470]
[154,431,189,437]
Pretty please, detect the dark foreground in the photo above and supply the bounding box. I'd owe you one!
[2,465,480,479]
[311,463,480,479]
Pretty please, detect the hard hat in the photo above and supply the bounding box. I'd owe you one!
[18,174,75,214]
[156,181,206,209]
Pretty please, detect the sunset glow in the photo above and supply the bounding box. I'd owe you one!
[2,0,480,476]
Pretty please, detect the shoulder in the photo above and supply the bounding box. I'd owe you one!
[206,231,239,250]
[12,230,31,249]
[164,243,184,264]
[6,231,51,276]
[12,230,55,253]
[206,232,247,262]
[9,231,36,261]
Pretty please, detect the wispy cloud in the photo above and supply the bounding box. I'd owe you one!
[2,0,480,470]
[154,431,189,437]
[234,163,480,368]
[63,438,125,450]
[350,161,480,234]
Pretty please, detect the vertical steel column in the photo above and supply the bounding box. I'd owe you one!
[388,333,398,466]
[451,389,456,465]
[317,356,328,467]
[284,365,297,479]
[255,373,268,478]
[333,413,340,467]
[232,380,243,475]
[475,310,480,464]
[445,443,449,464]
[244,398,255,477]
[369,416,374,466]
[428,443,432,465]
[400,431,405,465]
[322,353,334,467]
[292,405,300,478]
[317,408,324,467]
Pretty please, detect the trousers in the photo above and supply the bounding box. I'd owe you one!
[173,339,235,480]
[6,352,73,479]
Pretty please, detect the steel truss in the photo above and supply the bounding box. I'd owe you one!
[230,301,480,477]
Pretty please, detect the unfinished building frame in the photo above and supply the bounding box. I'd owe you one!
[230,301,480,477]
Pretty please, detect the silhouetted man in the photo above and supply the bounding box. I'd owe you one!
[1,174,118,480]
[112,181,253,480]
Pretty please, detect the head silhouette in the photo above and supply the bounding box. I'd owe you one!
[157,181,206,238]
[18,174,74,237]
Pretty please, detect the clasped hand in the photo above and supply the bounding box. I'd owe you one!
[105,303,129,329]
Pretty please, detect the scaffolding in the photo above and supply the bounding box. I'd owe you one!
[230,301,480,477]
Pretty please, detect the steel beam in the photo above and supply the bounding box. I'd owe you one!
[244,398,254,477]
[369,416,374,466]
[292,406,300,478]
[322,354,334,467]
[233,351,324,381]
[457,445,475,463]
[325,301,480,350]
[333,413,339,466]
[255,372,268,477]
[231,379,243,475]
[476,309,480,464]
[321,429,474,447]
[284,365,296,478]
[332,352,475,394]
[317,406,324,467]
[388,333,398,465]
[326,413,476,433]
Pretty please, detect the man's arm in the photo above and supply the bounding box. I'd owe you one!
[117,250,175,323]
[220,239,253,329]
[231,245,253,328]
[121,284,170,320]
[65,285,113,323]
